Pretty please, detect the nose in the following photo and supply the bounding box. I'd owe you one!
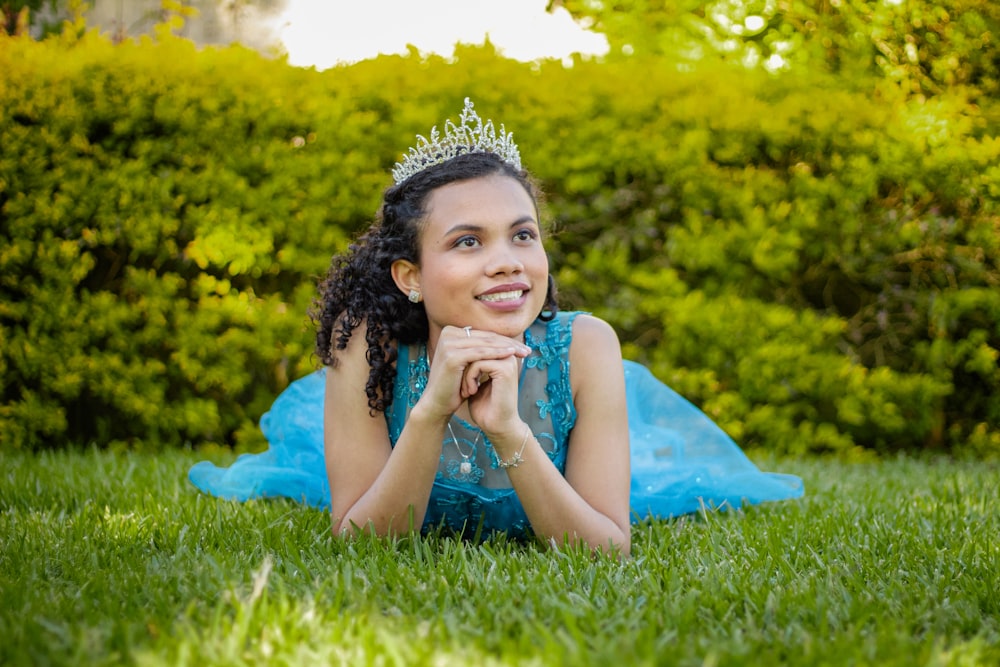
[485,241,524,276]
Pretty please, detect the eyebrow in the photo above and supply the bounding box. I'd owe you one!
[442,216,538,237]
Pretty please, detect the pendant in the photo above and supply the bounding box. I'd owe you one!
[460,460,472,475]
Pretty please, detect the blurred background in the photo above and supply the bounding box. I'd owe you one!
[19,0,609,64]
[2,0,998,459]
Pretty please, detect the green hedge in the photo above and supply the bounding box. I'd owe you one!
[1,29,997,456]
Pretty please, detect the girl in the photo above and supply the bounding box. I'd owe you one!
[190,100,803,554]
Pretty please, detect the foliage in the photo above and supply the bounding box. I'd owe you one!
[1,448,999,665]
[551,0,1000,100]
[1,17,998,456]
[524,60,999,456]
[0,29,374,449]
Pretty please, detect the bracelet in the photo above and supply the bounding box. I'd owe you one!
[497,425,531,469]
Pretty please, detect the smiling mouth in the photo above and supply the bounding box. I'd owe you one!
[476,290,524,303]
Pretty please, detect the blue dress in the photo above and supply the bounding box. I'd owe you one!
[189,312,803,539]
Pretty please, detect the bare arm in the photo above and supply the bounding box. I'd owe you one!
[324,330,442,535]
[475,315,632,555]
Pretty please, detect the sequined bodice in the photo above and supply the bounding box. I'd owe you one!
[386,312,581,539]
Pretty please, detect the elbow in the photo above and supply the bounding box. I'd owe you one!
[330,513,354,538]
[598,517,632,558]
[605,529,632,559]
[545,525,632,558]
[330,507,423,539]
[614,536,632,559]
[593,519,632,558]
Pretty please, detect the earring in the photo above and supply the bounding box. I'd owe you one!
[408,289,422,304]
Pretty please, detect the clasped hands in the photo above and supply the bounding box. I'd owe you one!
[420,325,532,443]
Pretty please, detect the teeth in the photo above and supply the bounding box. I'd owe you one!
[477,290,523,303]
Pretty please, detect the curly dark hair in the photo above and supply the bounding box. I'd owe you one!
[312,151,559,413]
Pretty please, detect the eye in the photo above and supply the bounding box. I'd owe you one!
[513,228,538,242]
[454,235,480,248]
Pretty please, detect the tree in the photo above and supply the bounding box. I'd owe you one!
[549,0,1000,98]
[1,0,55,35]
[6,0,290,48]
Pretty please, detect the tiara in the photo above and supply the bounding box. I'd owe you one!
[391,98,522,185]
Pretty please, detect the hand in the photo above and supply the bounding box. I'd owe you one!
[463,347,523,437]
[419,326,531,430]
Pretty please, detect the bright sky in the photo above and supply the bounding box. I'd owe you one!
[276,0,609,69]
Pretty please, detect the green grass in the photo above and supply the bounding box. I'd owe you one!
[1,448,997,666]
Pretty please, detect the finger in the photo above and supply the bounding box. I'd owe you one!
[462,372,479,399]
[437,331,520,358]
[446,347,523,372]
[444,325,531,355]
[462,357,519,397]
[461,362,487,398]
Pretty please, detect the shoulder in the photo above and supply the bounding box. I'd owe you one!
[326,318,401,391]
[535,310,603,343]
[534,311,621,365]
[567,314,624,393]
[324,319,396,444]
[327,317,371,369]
[568,313,620,348]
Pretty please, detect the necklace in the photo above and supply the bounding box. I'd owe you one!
[446,421,480,475]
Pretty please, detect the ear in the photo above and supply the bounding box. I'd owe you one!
[390,259,421,298]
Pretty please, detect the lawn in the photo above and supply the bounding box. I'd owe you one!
[1,448,997,666]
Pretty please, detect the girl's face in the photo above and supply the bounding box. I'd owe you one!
[395,174,549,343]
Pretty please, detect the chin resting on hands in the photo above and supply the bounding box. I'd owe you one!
[421,325,530,425]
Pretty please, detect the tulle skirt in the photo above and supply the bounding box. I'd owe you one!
[189,361,803,522]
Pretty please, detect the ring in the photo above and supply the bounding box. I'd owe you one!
[463,326,472,337]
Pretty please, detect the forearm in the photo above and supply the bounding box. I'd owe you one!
[336,408,445,536]
[501,430,631,556]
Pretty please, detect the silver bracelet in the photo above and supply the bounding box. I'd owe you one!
[497,425,531,469]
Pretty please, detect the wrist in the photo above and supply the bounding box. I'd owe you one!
[489,421,532,468]
[408,401,452,430]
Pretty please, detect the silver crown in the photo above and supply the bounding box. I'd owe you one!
[391,98,522,185]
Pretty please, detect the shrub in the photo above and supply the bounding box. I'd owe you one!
[0,31,357,448]
[1,30,997,456]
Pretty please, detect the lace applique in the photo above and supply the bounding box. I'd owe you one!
[445,459,485,483]
[407,348,430,406]
[546,377,575,451]
[524,326,560,370]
